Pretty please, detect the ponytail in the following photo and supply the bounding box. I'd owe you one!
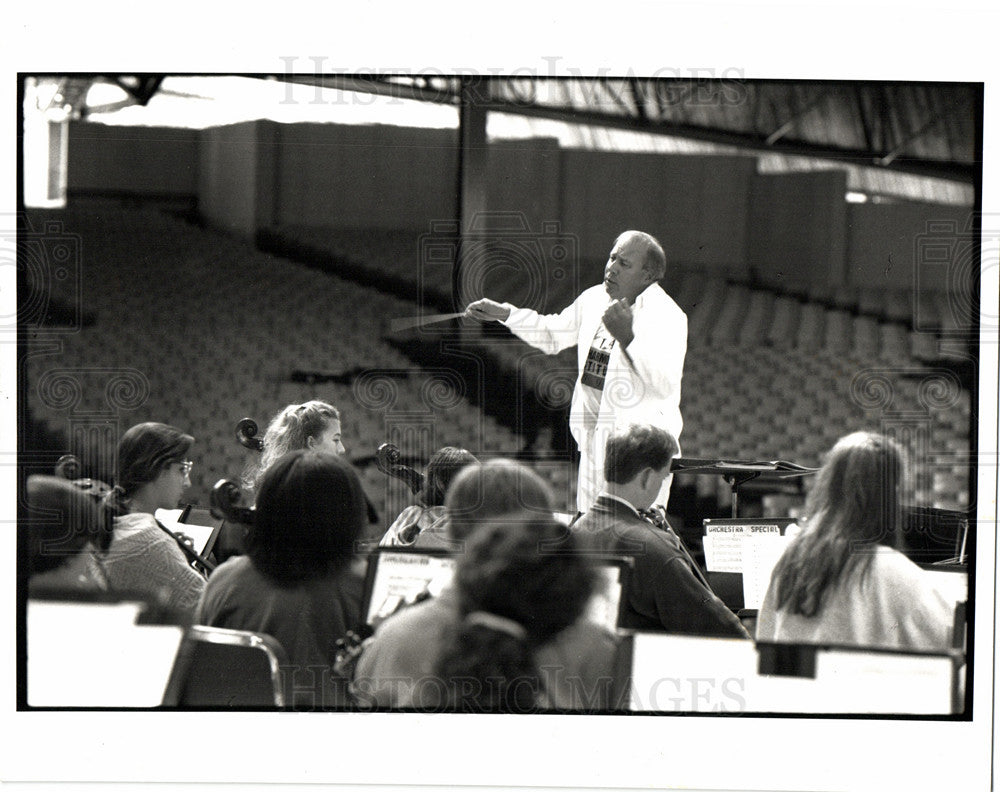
[432,513,595,712]
[436,612,539,713]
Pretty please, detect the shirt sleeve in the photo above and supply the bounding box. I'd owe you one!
[636,535,750,639]
[502,295,586,356]
[146,532,207,616]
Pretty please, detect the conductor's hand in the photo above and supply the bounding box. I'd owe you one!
[464,298,511,323]
[603,299,635,347]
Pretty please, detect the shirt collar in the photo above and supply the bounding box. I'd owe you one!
[597,491,643,519]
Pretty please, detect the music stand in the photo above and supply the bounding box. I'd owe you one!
[670,457,818,517]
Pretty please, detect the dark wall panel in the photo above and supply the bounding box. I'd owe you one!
[748,171,848,293]
[275,123,458,230]
[68,121,198,195]
[846,202,972,293]
[198,121,275,238]
[559,151,756,274]
[485,138,562,233]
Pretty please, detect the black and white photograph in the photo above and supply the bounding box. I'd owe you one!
[4,5,998,792]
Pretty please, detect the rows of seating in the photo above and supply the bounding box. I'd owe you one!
[264,224,974,512]
[24,201,530,520]
[24,202,973,516]
[270,225,972,358]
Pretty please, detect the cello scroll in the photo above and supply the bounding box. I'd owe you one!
[236,418,265,452]
[375,443,425,496]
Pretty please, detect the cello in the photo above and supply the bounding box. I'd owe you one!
[234,416,383,525]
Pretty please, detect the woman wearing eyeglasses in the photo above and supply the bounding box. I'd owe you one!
[98,422,207,616]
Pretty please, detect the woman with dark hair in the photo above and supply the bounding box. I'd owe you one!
[196,449,368,708]
[756,431,953,651]
[435,514,599,712]
[97,422,206,615]
[412,457,553,550]
[352,461,618,710]
[378,446,479,547]
[26,475,113,592]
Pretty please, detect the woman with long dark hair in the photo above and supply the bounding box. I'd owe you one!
[98,422,206,615]
[379,446,479,547]
[756,431,953,651]
[197,449,368,708]
[435,513,600,712]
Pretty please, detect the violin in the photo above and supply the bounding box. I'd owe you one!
[54,454,113,502]
[211,478,255,526]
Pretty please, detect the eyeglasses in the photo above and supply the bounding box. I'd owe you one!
[177,460,194,476]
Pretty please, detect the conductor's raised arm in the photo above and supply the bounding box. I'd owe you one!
[464,298,511,323]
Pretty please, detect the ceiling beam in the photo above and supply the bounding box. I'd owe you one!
[270,75,974,183]
[764,88,829,146]
[275,74,462,106]
[474,97,975,182]
[877,93,972,167]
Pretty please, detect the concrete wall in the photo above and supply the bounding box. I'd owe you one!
[198,120,279,238]
[274,123,458,230]
[748,171,849,292]
[69,118,972,305]
[559,151,756,273]
[846,202,973,293]
[67,121,198,195]
[485,137,563,232]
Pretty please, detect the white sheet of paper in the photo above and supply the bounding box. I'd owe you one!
[741,533,791,610]
[28,600,184,707]
[703,522,782,573]
[702,532,743,573]
[155,509,216,555]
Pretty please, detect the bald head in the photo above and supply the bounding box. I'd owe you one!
[615,230,666,280]
[604,230,667,302]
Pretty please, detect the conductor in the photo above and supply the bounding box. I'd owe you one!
[465,230,687,514]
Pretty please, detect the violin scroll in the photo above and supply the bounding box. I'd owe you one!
[55,454,82,480]
[236,418,265,453]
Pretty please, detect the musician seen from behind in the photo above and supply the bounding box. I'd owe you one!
[755,432,954,651]
[571,423,749,638]
[465,230,686,515]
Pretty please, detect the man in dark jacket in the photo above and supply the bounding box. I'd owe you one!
[572,424,749,638]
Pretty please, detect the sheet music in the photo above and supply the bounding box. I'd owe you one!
[154,508,216,555]
[741,533,791,610]
[365,553,457,625]
[702,531,743,573]
[703,522,783,573]
[923,567,969,604]
[28,600,184,706]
